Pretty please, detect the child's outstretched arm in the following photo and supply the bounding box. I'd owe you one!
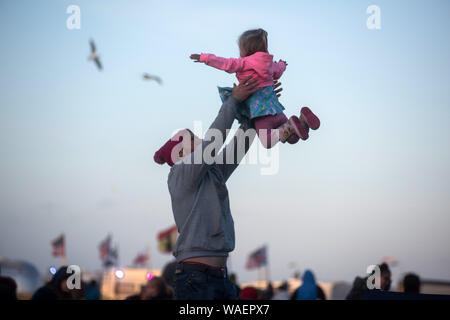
[273,59,288,80]
[190,53,246,74]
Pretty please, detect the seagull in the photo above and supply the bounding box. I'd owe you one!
[143,73,162,85]
[88,39,102,71]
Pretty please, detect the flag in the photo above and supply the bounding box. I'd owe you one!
[133,252,150,267]
[99,234,118,268]
[51,234,65,257]
[157,225,178,253]
[106,246,118,268]
[98,235,111,262]
[246,246,267,270]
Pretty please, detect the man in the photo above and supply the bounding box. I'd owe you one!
[32,266,74,300]
[154,76,282,299]
[0,276,17,300]
[272,281,289,300]
[346,263,392,300]
[403,273,421,294]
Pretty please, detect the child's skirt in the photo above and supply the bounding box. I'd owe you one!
[218,85,285,123]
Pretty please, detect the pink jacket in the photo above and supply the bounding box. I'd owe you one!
[199,52,287,88]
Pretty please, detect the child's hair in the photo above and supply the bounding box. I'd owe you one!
[238,28,268,57]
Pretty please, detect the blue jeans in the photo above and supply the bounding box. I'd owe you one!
[174,263,237,300]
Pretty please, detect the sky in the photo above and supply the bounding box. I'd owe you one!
[0,0,449,286]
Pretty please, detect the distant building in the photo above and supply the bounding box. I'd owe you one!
[100,267,161,300]
[0,257,41,299]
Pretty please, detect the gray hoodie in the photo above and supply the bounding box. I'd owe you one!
[168,97,255,262]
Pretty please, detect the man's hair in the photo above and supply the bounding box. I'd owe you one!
[238,28,268,57]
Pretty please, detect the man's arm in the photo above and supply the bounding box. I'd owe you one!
[177,77,260,187]
[217,120,256,182]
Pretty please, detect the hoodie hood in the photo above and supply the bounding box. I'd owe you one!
[296,269,318,300]
[302,270,316,285]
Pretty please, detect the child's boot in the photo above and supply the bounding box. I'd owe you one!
[278,116,309,142]
[300,107,320,130]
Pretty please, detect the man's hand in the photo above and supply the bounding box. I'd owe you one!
[231,76,260,102]
[190,54,201,62]
[274,80,283,98]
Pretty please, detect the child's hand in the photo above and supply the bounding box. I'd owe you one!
[279,59,288,66]
[190,54,201,62]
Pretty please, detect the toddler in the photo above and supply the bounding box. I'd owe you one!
[190,28,320,148]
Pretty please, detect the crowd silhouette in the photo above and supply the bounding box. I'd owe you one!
[0,261,433,300]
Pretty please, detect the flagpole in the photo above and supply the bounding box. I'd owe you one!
[265,244,270,283]
[116,243,120,267]
[258,267,262,283]
[147,245,151,269]
[62,233,67,266]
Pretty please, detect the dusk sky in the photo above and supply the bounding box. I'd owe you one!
[1,0,449,285]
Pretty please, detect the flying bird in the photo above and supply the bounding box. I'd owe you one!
[88,39,102,71]
[143,73,162,85]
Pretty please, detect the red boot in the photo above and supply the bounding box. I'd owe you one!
[300,107,320,130]
[279,116,309,142]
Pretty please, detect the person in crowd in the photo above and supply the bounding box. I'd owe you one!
[379,263,392,291]
[272,281,289,300]
[239,286,259,300]
[290,269,324,300]
[0,276,17,300]
[126,284,147,300]
[32,266,74,300]
[70,281,86,300]
[162,260,177,289]
[229,273,241,298]
[346,263,392,300]
[84,280,101,300]
[126,276,173,300]
[403,273,421,294]
[260,282,274,299]
[316,285,326,300]
[144,276,173,300]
